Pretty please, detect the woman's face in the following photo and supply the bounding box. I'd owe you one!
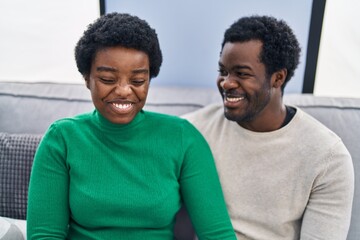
[86,46,150,124]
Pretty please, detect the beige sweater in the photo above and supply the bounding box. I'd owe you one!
[183,103,354,240]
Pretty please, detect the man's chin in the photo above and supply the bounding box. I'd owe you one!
[224,109,251,123]
[224,110,238,122]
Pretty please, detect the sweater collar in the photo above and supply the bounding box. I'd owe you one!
[93,109,145,131]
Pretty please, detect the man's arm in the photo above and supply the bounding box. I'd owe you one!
[300,141,354,239]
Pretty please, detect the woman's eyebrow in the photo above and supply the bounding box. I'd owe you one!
[96,66,118,72]
[132,68,149,74]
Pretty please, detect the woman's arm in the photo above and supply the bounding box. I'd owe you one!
[179,120,236,240]
[27,124,70,239]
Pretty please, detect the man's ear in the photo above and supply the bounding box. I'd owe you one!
[271,69,287,89]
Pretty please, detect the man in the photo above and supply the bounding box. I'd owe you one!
[183,15,354,239]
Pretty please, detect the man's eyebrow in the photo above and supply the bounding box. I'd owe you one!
[233,65,252,71]
[218,62,252,71]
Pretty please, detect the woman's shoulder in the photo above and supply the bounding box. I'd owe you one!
[143,110,198,133]
[143,110,187,123]
[55,111,92,123]
[48,111,94,132]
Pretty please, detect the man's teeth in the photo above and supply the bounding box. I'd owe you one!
[112,103,132,109]
[226,96,244,102]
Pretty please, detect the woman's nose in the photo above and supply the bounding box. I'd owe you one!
[114,82,132,96]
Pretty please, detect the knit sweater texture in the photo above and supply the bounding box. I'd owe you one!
[183,103,354,240]
[27,109,236,240]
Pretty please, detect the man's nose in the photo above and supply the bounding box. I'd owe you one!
[220,75,238,90]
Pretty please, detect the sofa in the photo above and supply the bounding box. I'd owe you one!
[0,81,359,240]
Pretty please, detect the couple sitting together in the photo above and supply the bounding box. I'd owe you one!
[26,12,354,240]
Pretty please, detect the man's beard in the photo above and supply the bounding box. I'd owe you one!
[224,87,271,124]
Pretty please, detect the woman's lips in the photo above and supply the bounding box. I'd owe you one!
[110,102,134,113]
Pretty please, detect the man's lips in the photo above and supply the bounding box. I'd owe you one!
[223,93,246,107]
[225,96,245,102]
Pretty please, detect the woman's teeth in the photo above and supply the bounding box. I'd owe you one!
[112,103,132,109]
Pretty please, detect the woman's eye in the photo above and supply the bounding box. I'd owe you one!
[99,78,115,84]
[132,79,145,85]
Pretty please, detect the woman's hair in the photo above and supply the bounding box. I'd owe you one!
[75,12,162,79]
[221,15,301,92]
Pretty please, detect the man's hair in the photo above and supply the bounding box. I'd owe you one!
[221,15,301,92]
[75,12,162,79]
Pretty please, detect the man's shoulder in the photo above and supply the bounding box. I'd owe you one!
[182,103,223,124]
[292,108,351,158]
[295,107,340,139]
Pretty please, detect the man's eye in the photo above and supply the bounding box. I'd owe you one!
[217,69,227,76]
[236,72,249,77]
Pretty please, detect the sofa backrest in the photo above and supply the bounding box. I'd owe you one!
[1,82,359,239]
[0,82,219,134]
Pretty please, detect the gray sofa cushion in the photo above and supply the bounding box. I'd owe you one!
[0,82,93,134]
[0,133,42,220]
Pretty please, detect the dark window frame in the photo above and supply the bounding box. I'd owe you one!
[302,0,326,93]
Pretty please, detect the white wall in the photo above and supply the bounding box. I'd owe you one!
[2,1,359,98]
[314,0,360,98]
[0,0,100,84]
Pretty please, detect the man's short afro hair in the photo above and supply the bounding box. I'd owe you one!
[222,15,301,92]
[75,12,162,79]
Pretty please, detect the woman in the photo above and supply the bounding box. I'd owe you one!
[26,13,236,239]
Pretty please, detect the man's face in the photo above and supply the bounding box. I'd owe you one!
[86,46,150,124]
[217,41,273,128]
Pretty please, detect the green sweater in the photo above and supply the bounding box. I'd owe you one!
[27,110,235,239]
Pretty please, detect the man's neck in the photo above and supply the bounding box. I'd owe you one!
[238,104,287,132]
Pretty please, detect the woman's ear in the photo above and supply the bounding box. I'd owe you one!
[271,69,287,89]
[85,75,90,89]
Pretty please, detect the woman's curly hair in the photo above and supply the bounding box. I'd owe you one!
[75,12,162,79]
[221,15,301,92]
